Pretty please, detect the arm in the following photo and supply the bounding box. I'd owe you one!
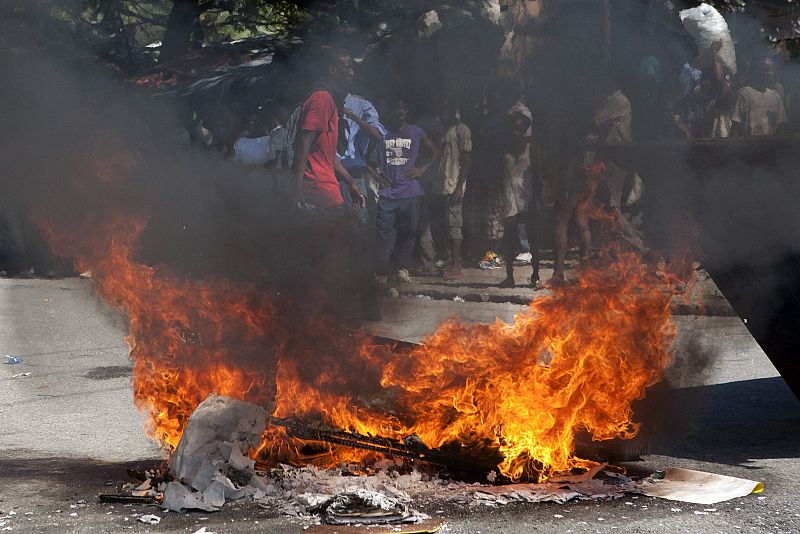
[403,132,440,179]
[291,130,319,204]
[335,158,366,208]
[344,108,384,143]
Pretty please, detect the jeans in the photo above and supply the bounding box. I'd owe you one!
[376,196,421,274]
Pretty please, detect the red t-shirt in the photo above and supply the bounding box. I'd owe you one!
[300,89,344,207]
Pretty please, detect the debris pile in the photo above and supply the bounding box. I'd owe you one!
[98,395,766,527]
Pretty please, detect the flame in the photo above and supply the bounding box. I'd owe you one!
[36,152,686,483]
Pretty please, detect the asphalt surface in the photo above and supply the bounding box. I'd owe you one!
[1,276,799,533]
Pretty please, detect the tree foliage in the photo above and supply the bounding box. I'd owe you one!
[14,0,308,71]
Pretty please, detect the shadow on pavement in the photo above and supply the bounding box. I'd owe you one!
[0,455,163,501]
[641,377,800,465]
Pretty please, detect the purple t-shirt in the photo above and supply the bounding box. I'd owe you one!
[380,124,424,199]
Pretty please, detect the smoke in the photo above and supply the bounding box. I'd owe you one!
[2,1,798,469]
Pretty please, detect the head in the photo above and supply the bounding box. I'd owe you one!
[244,112,266,137]
[441,98,460,126]
[510,111,531,138]
[749,56,774,90]
[326,49,355,92]
[384,98,409,131]
[763,56,778,87]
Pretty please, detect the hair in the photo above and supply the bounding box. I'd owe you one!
[323,46,352,71]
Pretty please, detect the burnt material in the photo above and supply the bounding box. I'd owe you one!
[268,416,510,480]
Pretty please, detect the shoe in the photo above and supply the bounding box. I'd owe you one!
[396,269,412,283]
[374,274,389,285]
[498,276,515,288]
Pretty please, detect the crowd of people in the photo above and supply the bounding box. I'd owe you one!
[203,44,791,298]
[2,39,792,298]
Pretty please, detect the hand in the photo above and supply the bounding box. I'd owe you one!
[344,107,358,120]
[402,166,424,179]
[375,172,393,188]
[450,189,464,206]
[348,184,366,208]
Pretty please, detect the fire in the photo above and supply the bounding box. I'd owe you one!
[364,251,676,481]
[36,151,684,483]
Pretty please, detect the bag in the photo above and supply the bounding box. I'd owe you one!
[679,3,737,75]
[285,85,337,167]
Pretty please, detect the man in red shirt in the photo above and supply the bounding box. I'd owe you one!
[289,50,379,320]
[291,51,364,209]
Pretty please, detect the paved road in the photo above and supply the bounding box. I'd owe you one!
[1,277,798,533]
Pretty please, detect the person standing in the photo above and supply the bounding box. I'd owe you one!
[498,111,543,288]
[290,49,380,319]
[731,57,788,137]
[427,99,472,280]
[291,51,364,209]
[592,80,632,212]
[339,93,387,225]
[376,98,438,282]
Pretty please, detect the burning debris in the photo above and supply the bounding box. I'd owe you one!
[96,393,761,527]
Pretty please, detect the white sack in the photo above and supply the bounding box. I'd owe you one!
[680,3,737,75]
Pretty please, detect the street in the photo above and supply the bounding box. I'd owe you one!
[1,268,799,533]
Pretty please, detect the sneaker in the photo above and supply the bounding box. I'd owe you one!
[396,269,412,283]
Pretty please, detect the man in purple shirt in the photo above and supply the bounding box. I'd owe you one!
[376,98,438,281]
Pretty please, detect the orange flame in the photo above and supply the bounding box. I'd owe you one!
[35,152,685,482]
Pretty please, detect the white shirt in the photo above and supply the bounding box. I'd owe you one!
[731,87,787,136]
[433,122,472,195]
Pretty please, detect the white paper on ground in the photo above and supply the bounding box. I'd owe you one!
[637,468,763,505]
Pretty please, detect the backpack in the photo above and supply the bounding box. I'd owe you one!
[285,85,338,167]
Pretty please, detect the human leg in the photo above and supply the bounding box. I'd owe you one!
[375,198,399,275]
[524,209,544,287]
[416,194,438,273]
[444,194,465,280]
[575,197,592,261]
[551,200,572,283]
[394,197,421,271]
[499,215,519,287]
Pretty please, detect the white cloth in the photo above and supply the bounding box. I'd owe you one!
[731,87,787,136]
[594,91,632,144]
[233,135,270,165]
[266,126,288,167]
[509,100,533,136]
[500,144,532,219]
[433,122,472,195]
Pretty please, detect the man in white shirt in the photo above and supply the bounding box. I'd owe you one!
[732,57,788,137]
[426,100,472,280]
